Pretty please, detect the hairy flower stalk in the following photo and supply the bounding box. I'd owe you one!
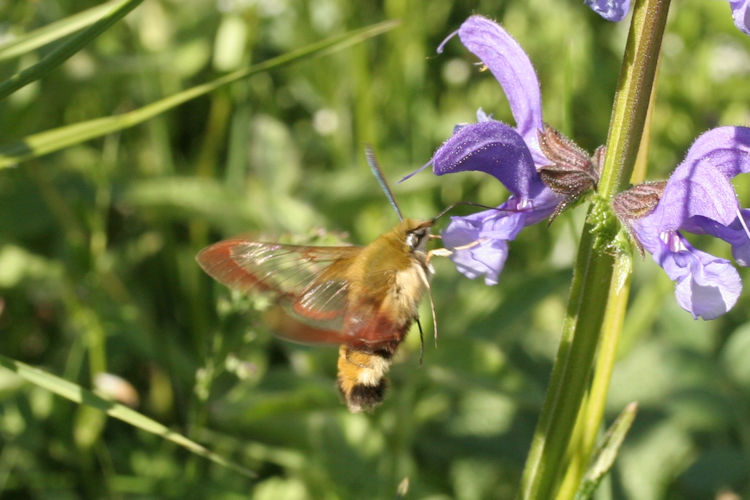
[423,7,670,497]
[518,0,671,499]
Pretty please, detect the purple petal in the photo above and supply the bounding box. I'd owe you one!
[440,196,560,285]
[657,232,742,320]
[683,126,750,179]
[631,228,743,320]
[441,208,526,285]
[431,120,545,199]
[693,209,750,266]
[647,154,739,231]
[626,126,750,319]
[730,0,750,35]
[503,190,560,227]
[457,16,543,156]
[585,0,631,21]
[443,221,508,285]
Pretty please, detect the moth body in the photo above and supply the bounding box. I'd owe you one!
[196,217,435,412]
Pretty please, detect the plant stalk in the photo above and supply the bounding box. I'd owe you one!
[516,1,671,498]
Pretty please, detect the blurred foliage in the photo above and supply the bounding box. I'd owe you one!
[0,0,749,499]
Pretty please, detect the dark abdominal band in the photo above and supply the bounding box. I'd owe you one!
[347,377,387,407]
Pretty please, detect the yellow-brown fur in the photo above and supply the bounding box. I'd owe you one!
[334,219,433,411]
[337,345,392,412]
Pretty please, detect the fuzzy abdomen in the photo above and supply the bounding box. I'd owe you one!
[336,345,393,412]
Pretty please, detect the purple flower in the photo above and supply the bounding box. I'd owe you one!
[628,126,750,319]
[731,0,750,35]
[586,0,750,36]
[430,16,561,285]
[585,0,631,22]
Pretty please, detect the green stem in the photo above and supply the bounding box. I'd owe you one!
[555,253,632,499]
[516,1,671,498]
[557,36,661,500]
[598,0,671,197]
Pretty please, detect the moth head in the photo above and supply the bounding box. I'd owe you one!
[400,219,432,253]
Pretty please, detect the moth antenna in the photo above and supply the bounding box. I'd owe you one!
[365,145,403,221]
[415,317,424,365]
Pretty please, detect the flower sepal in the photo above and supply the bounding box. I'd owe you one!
[612,180,667,254]
[537,125,602,221]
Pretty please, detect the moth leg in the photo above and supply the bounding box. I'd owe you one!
[426,247,452,265]
[427,238,491,264]
[453,238,486,251]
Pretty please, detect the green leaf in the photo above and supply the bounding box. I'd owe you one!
[574,402,638,500]
[0,0,127,62]
[0,354,255,478]
[0,19,399,169]
[0,0,144,101]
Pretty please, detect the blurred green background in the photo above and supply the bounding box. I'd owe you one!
[1,0,750,498]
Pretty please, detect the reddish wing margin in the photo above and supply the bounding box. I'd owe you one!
[196,238,363,344]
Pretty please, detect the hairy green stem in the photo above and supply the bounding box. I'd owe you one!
[555,254,632,499]
[598,0,671,197]
[516,1,671,499]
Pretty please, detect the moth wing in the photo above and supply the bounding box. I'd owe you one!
[196,239,361,343]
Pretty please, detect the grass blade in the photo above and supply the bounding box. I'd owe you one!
[0,19,399,169]
[0,354,255,478]
[0,0,144,101]
[0,0,127,62]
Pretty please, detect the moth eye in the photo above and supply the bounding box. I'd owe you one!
[406,233,418,249]
[406,229,427,250]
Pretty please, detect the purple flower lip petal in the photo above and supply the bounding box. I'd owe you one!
[683,126,750,179]
[441,211,513,285]
[650,230,742,320]
[431,120,545,199]
[457,16,543,152]
[730,0,750,35]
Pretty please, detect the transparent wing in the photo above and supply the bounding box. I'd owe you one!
[196,238,361,341]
